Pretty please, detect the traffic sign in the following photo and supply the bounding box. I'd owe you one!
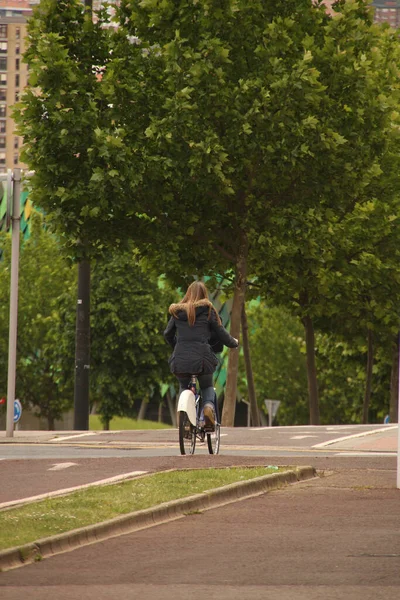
[264,399,281,427]
[14,399,22,424]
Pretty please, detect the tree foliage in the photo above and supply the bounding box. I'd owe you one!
[238,303,309,425]
[90,248,177,428]
[0,214,76,428]
[13,0,133,259]
[14,0,400,427]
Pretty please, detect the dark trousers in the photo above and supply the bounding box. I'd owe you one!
[176,373,215,407]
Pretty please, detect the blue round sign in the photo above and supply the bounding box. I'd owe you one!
[14,399,22,424]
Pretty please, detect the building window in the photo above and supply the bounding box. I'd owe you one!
[15,74,19,88]
[15,45,20,55]
[0,152,6,166]
[14,137,18,150]
[0,121,6,133]
[15,58,19,71]
[0,74,7,84]
[16,28,20,40]
[13,154,18,166]
[0,25,7,39]
[0,57,7,71]
[0,136,5,149]
[0,89,6,102]
[0,42,7,54]
[15,92,19,102]
[0,106,6,118]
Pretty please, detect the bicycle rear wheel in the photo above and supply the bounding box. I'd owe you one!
[207,423,220,455]
[179,411,196,455]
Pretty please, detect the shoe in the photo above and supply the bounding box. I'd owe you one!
[203,404,215,431]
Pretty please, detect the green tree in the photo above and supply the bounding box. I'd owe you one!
[238,303,309,425]
[13,0,139,428]
[107,0,400,426]
[90,248,176,429]
[0,213,76,429]
[253,1,400,424]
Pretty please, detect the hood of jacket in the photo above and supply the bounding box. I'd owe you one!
[169,299,213,321]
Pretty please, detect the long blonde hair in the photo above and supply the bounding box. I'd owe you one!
[169,281,221,326]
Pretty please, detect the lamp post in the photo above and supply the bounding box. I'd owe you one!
[6,169,21,438]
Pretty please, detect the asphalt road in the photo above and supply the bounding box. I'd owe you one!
[1,464,399,600]
[0,424,399,600]
[0,424,398,506]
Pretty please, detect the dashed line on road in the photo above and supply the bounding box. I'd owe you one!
[335,452,397,457]
[312,426,397,449]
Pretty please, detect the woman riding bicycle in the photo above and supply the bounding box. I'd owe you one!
[164,281,238,429]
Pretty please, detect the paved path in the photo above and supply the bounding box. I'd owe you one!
[1,466,399,600]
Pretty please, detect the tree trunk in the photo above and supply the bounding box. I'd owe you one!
[390,334,399,423]
[302,315,320,425]
[241,303,260,427]
[103,417,110,431]
[362,329,374,425]
[48,415,55,431]
[73,258,90,430]
[166,392,177,427]
[137,398,147,421]
[221,250,248,427]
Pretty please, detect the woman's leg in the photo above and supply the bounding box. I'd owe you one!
[175,374,191,396]
[197,374,216,427]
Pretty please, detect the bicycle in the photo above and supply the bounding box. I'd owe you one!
[177,375,221,455]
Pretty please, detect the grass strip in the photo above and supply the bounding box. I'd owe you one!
[0,467,282,550]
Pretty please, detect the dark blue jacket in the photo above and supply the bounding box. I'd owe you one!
[164,304,238,375]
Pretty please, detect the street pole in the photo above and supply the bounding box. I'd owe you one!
[6,169,21,438]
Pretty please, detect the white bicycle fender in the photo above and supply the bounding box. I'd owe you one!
[177,390,197,426]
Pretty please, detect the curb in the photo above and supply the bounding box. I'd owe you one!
[0,466,316,572]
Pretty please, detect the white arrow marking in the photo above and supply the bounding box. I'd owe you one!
[290,435,319,440]
[48,462,78,471]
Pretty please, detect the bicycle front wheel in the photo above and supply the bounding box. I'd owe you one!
[178,411,196,455]
[207,423,220,455]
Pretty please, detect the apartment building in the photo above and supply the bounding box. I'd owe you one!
[0,1,32,173]
[372,1,400,27]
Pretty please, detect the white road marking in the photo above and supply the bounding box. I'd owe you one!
[52,432,97,442]
[48,462,78,471]
[313,426,397,448]
[335,452,397,457]
[325,425,357,431]
[290,435,319,440]
[0,470,148,511]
